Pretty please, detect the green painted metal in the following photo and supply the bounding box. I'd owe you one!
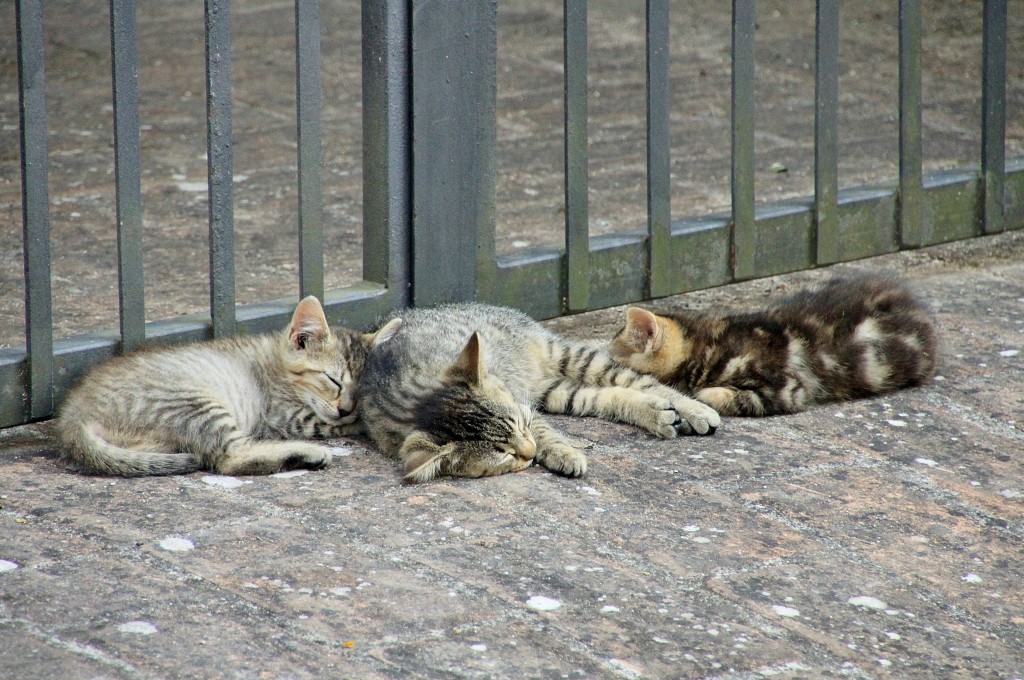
[411,0,497,307]
[491,251,565,320]
[564,0,590,311]
[898,0,923,248]
[295,0,326,301]
[16,0,54,422]
[922,171,983,245]
[205,0,236,338]
[109,0,146,351]
[730,0,756,280]
[588,233,650,311]
[646,0,672,299]
[668,219,732,294]
[814,0,840,265]
[362,0,411,307]
[751,202,816,278]
[981,0,1007,235]
[834,189,900,262]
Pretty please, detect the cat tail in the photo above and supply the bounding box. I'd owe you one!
[59,420,202,477]
[399,433,449,484]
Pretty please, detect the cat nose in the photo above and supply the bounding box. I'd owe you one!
[337,395,356,418]
[517,436,536,461]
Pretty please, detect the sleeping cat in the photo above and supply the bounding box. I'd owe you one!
[57,296,401,477]
[608,272,937,416]
[357,302,721,483]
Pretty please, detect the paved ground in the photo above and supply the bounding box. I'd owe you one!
[1,231,1022,679]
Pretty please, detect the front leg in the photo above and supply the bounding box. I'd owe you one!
[549,344,720,434]
[213,438,332,476]
[633,379,721,434]
[329,419,366,437]
[530,415,587,478]
[169,401,328,475]
[541,380,714,438]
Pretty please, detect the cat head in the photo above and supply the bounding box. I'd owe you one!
[608,307,685,381]
[402,332,536,482]
[282,296,402,427]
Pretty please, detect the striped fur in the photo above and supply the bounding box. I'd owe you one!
[608,273,938,416]
[57,297,401,476]
[358,303,720,483]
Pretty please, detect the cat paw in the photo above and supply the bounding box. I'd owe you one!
[336,421,365,436]
[636,398,689,439]
[282,447,332,471]
[537,444,588,478]
[669,398,721,436]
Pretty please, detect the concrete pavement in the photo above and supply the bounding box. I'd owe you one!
[1,231,1022,679]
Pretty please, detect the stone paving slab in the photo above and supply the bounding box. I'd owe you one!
[2,232,1024,679]
[708,556,1020,678]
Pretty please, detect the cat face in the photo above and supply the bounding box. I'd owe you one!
[403,332,537,482]
[608,307,687,381]
[283,297,401,428]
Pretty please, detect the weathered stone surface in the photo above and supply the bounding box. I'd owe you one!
[2,232,1024,678]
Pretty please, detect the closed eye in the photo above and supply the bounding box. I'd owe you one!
[324,373,343,396]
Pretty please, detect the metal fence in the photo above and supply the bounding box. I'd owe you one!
[5,0,1022,429]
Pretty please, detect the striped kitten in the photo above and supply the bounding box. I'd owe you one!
[609,273,937,416]
[358,302,720,483]
[57,296,401,477]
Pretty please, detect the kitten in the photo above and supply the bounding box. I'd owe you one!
[608,273,937,416]
[57,296,401,477]
[357,302,720,483]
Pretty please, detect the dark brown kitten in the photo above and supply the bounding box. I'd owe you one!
[609,273,938,416]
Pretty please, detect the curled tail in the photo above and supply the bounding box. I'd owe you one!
[58,419,201,477]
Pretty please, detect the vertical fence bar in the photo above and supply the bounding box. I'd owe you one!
[730,0,756,280]
[295,0,325,300]
[16,0,54,420]
[564,0,589,311]
[410,0,496,307]
[362,0,411,302]
[981,0,1007,235]
[205,0,236,337]
[646,0,671,298]
[109,0,146,350]
[898,0,923,248]
[814,0,840,264]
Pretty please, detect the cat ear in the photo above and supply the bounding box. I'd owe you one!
[625,307,663,353]
[448,332,486,385]
[365,318,402,348]
[289,296,331,350]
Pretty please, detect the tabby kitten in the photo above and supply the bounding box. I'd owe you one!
[57,296,401,477]
[608,273,937,416]
[358,302,721,483]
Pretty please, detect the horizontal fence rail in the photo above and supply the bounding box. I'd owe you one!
[4,0,1023,429]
